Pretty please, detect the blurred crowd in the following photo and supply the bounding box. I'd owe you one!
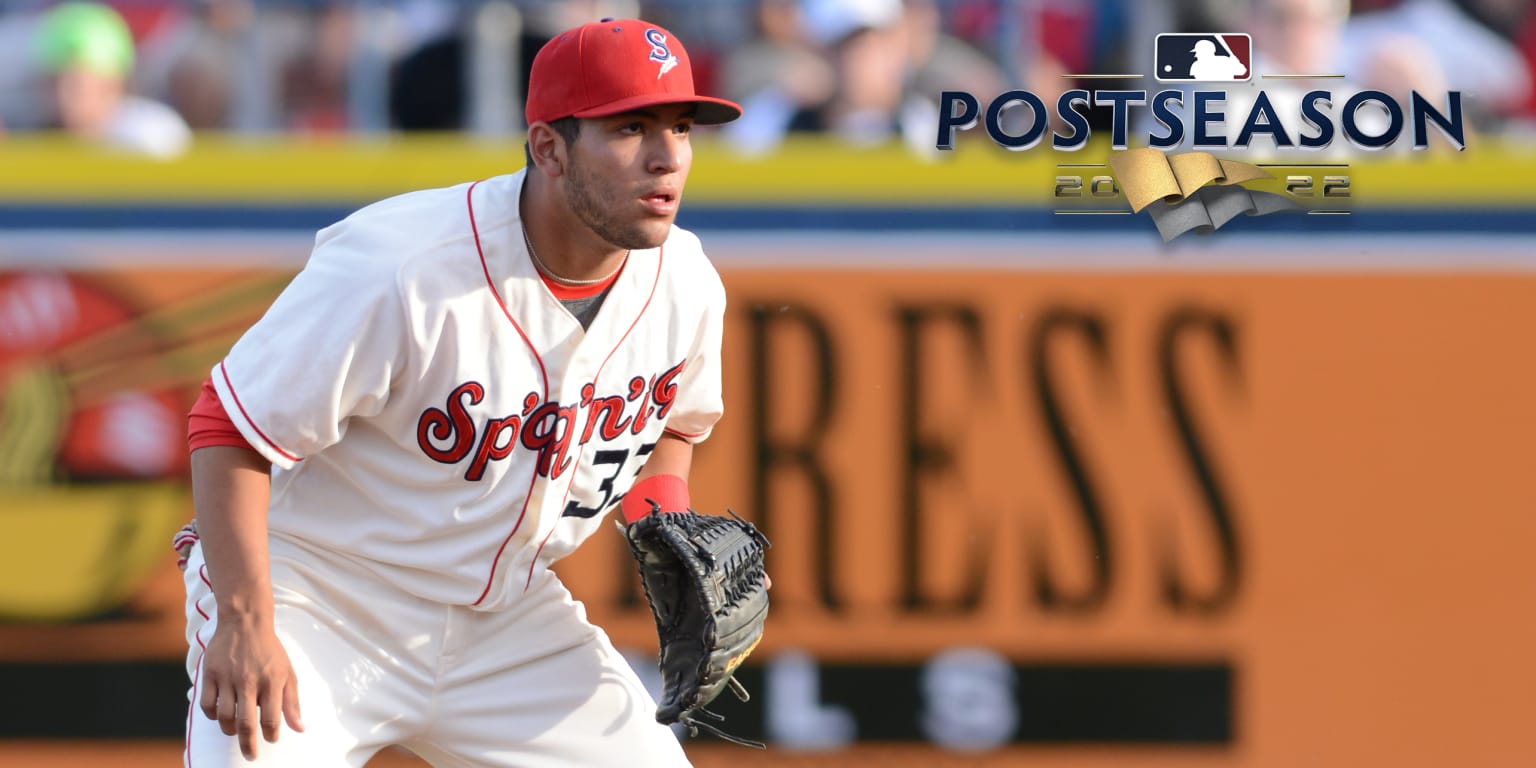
[0,0,1533,158]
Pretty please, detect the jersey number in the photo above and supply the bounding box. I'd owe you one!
[561,442,656,519]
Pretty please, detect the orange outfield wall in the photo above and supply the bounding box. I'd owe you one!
[563,268,1536,766]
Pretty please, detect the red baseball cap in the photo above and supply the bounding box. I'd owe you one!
[525,19,742,127]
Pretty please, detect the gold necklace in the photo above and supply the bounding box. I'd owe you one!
[522,225,626,286]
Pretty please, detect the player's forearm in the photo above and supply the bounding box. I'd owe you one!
[636,432,693,483]
[190,445,277,627]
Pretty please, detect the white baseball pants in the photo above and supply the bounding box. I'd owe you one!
[180,535,689,767]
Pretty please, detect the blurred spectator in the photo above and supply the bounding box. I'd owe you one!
[948,0,1135,137]
[898,0,1010,152]
[1511,1,1536,120]
[128,0,359,134]
[390,0,638,132]
[1447,0,1536,117]
[718,0,837,154]
[27,1,191,157]
[132,0,251,131]
[1339,0,1533,120]
[383,0,463,130]
[721,0,1008,156]
[0,2,52,135]
[805,0,908,145]
[1252,0,1352,76]
[1169,0,1252,35]
[1248,0,1448,156]
[278,2,355,132]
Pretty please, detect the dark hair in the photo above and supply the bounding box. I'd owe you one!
[524,116,581,167]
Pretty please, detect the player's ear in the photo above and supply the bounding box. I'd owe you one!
[526,121,568,178]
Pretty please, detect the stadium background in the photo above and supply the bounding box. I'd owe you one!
[3,0,1536,766]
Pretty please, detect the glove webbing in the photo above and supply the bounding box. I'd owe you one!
[653,509,768,614]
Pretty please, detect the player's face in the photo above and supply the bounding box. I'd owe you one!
[563,105,695,251]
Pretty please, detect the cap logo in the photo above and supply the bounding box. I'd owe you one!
[644,28,679,79]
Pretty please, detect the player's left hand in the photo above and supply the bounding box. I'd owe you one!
[624,508,770,747]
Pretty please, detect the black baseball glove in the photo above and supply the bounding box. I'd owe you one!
[623,506,770,747]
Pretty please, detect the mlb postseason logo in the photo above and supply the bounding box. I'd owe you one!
[935,29,1469,239]
[1155,33,1251,82]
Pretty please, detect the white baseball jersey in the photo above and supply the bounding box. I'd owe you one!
[210,169,726,611]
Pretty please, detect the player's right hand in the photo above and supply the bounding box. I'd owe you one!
[199,618,305,761]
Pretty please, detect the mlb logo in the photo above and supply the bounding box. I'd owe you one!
[1155,33,1252,82]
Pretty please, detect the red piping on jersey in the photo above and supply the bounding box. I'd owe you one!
[525,525,559,591]
[185,564,213,767]
[185,629,204,765]
[663,426,707,440]
[468,180,552,606]
[525,244,665,591]
[218,361,300,463]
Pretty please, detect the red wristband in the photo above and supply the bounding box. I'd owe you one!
[622,474,691,523]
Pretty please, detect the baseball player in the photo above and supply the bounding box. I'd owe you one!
[175,18,742,767]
